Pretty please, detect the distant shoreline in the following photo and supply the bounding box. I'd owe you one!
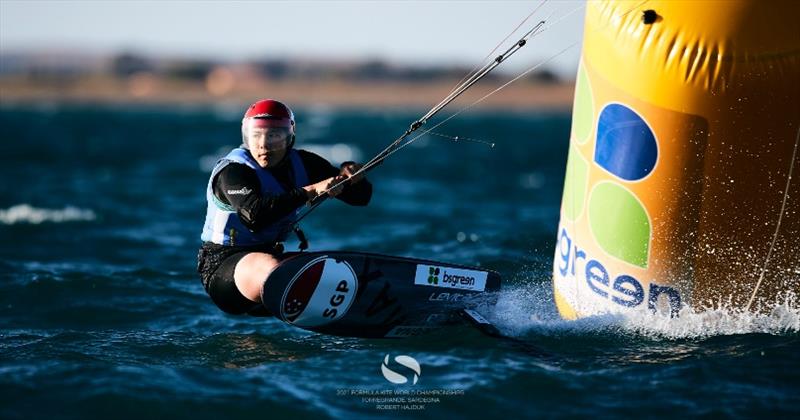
[0,76,574,110]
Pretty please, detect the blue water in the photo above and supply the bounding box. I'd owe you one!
[1,104,798,419]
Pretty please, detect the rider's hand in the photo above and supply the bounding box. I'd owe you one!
[326,175,347,197]
[303,176,347,199]
[340,162,365,184]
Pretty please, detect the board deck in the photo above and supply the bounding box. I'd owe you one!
[261,251,501,338]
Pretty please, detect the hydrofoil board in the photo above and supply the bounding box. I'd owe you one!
[261,251,501,338]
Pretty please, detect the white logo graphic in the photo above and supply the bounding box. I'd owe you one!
[381,354,421,385]
[226,187,253,195]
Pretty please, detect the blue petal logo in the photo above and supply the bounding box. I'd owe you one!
[595,103,658,181]
[381,354,421,385]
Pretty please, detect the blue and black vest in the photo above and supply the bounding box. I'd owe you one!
[201,148,309,246]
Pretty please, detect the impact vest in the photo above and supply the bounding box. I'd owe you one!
[201,148,309,246]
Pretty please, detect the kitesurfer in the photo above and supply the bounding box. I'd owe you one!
[197,99,372,315]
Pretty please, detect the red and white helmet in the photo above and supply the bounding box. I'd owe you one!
[241,99,296,150]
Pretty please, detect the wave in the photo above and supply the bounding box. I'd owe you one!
[490,280,800,340]
[615,294,800,339]
[0,204,96,225]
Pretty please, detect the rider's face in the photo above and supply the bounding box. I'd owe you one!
[247,127,290,168]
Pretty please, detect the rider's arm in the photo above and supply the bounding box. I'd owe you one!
[212,163,307,232]
[298,150,373,206]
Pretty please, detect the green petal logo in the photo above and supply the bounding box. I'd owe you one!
[588,183,651,268]
[428,267,440,284]
[571,62,594,145]
[562,145,589,221]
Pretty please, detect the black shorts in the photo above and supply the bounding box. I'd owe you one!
[197,242,283,316]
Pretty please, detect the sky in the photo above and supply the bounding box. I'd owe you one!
[0,0,586,78]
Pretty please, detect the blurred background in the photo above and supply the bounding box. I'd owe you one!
[0,0,584,108]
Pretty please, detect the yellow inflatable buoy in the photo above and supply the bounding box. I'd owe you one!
[553,0,800,319]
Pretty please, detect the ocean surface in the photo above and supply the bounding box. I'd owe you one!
[1,103,798,419]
